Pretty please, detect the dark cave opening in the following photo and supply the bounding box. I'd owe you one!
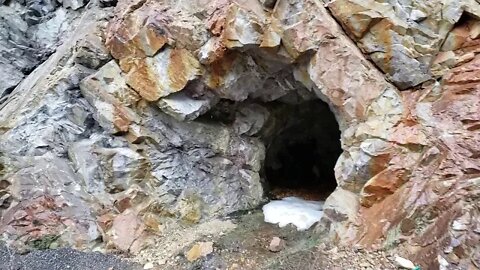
[263,100,342,201]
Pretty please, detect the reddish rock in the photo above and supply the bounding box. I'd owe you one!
[360,168,408,207]
[268,236,286,252]
[107,211,147,253]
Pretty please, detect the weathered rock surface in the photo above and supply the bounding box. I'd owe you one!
[0,0,479,269]
[0,155,100,251]
[125,48,203,101]
[80,60,139,133]
[0,0,84,97]
[326,0,480,89]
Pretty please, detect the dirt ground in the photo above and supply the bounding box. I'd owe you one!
[135,210,400,270]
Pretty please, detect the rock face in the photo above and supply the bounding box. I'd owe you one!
[0,0,86,96]
[0,0,479,269]
[326,0,480,89]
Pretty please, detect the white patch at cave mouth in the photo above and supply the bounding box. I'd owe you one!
[262,197,324,231]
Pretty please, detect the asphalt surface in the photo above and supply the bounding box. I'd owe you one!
[0,244,142,270]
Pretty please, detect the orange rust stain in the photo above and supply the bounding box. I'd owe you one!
[368,153,392,178]
[105,34,129,60]
[119,56,137,72]
[167,49,189,91]
[206,0,230,36]
[204,40,228,65]
[127,59,159,101]
[107,16,147,61]
[207,51,238,88]
[209,17,226,36]
[329,0,371,39]
[354,101,366,121]
[143,25,168,55]
[400,90,422,126]
[97,213,115,232]
[355,188,408,246]
[373,19,394,74]
[360,168,408,208]
[106,11,167,61]
[113,106,132,133]
[443,56,480,85]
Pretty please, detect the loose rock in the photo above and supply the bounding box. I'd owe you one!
[268,237,286,253]
[186,242,214,262]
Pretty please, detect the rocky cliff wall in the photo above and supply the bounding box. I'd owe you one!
[0,0,478,268]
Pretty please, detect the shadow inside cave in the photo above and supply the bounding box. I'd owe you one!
[262,100,342,201]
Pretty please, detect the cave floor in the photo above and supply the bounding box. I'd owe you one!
[134,210,399,270]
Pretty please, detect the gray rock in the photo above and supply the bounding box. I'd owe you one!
[0,64,95,156]
[61,0,85,10]
[99,0,117,7]
[24,0,58,25]
[68,136,108,195]
[410,9,427,22]
[0,60,25,98]
[204,54,265,101]
[323,188,359,222]
[157,91,218,121]
[130,105,265,218]
[69,135,149,194]
[233,103,270,136]
[250,70,310,102]
[0,5,38,95]
[0,1,81,96]
[0,6,122,251]
[74,29,111,69]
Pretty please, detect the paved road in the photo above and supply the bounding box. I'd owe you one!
[0,244,142,270]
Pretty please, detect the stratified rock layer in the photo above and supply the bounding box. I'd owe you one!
[0,0,478,269]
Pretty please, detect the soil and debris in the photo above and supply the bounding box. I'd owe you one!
[134,210,401,270]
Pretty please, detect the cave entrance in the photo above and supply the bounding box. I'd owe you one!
[263,99,342,201]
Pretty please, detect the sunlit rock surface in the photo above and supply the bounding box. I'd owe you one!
[0,0,479,268]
